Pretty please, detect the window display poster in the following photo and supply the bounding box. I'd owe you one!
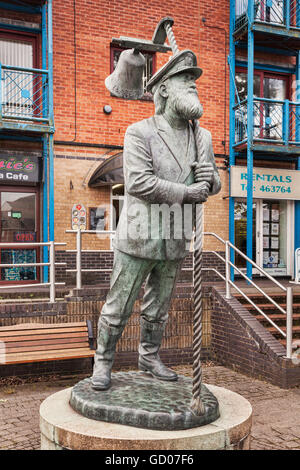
[271,209,279,222]
[263,237,269,249]
[263,223,269,235]
[270,252,279,264]
[271,223,279,235]
[263,208,270,221]
[271,237,279,249]
[263,252,269,266]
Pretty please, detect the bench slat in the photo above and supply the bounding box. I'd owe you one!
[0,322,87,331]
[0,326,88,339]
[4,347,95,364]
[1,339,90,353]
[2,342,90,354]
[1,332,88,343]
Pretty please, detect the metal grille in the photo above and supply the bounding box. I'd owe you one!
[1,67,48,120]
[290,0,300,27]
[289,103,300,142]
[234,101,248,144]
[253,99,283,140]
[235,0,285,32]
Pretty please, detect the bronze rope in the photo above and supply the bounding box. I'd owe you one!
[190,119,206,415]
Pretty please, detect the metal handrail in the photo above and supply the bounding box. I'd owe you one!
[65,228,293,358]
[65,229,115,290]
[1,64,49,75]
[0,241,66,303]
[203,232,293,358]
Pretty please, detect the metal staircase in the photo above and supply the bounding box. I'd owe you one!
[235,291,300,350]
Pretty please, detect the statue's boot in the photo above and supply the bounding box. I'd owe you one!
[91,320,124,390]
[138,317,178,381]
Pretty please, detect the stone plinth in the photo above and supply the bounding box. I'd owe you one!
[40,384,252,450]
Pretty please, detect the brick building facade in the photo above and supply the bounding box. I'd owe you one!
[0,0,300,284]
[0,0,229,287]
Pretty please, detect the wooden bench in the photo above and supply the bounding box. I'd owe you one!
[0,321,95,365]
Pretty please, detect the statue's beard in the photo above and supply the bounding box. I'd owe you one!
[170,90,203,121]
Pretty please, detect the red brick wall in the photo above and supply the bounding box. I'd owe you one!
[51,0,231,153]
[50,0,230,247]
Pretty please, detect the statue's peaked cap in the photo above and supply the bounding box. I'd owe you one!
[146,49,202,93]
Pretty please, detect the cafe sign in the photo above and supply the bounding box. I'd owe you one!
[0,155,43,183]
[230,166,300,200]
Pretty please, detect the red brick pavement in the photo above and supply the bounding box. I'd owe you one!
[0,364,299,450]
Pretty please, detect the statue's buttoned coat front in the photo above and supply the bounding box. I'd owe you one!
[113,114,221,261]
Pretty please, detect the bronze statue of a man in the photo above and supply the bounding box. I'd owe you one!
[91,49,221,391]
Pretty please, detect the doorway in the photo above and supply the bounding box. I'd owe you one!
[0,187,40,283]
[234,198,294,276]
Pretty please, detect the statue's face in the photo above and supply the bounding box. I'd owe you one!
[164,72,203,120]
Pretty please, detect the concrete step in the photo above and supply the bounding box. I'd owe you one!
[267,325,300,335]
[256,313,300,321]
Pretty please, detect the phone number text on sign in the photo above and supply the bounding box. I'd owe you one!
[230,166,300,200]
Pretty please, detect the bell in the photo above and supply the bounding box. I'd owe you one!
[105,48,146,100]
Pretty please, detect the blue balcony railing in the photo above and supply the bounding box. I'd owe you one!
[235,0,300,32]
[0,64,50,124]
[234,97,300,146]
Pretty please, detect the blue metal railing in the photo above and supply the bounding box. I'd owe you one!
[0,64,49,123]
[234,97,300,146]
[235,0,300,32]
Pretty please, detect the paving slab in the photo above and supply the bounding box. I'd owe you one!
[0,364,299,450]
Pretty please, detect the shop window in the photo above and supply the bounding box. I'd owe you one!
[0,189,39,283]
[89,207,106,231]
[111,184,124,231]
[0,31,39,118]
[235,68,291,142]
[110,46,156,100]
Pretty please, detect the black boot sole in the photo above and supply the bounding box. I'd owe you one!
[91,381,111,391]
[139,365,178,382]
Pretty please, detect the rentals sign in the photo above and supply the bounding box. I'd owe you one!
[230,166,300,200]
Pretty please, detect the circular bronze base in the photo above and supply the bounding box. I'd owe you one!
[70,371,220,431]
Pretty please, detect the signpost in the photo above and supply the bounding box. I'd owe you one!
[71,204,87,231]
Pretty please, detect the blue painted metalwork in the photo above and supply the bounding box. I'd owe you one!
[48,0,55,242]
[246,0,255,280]
[295,158,300,260]
[297,0,300,28]
[0,1,55,284]
[43,136,49,282]
[0,23,41,33]
[295,51,300,268]
[229,0,236,281]
[235,0,300,35]
[234,97,300,147]
[0,65,49,122]
[236,60,296,74]
[285,0,291,29]
[283,100,290,145]
[236,42,297,57]
[0,134,42,142]
[42,1,49,283]
[49,134,54,243]
[0,62,2,122]
[0,2,41,14]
